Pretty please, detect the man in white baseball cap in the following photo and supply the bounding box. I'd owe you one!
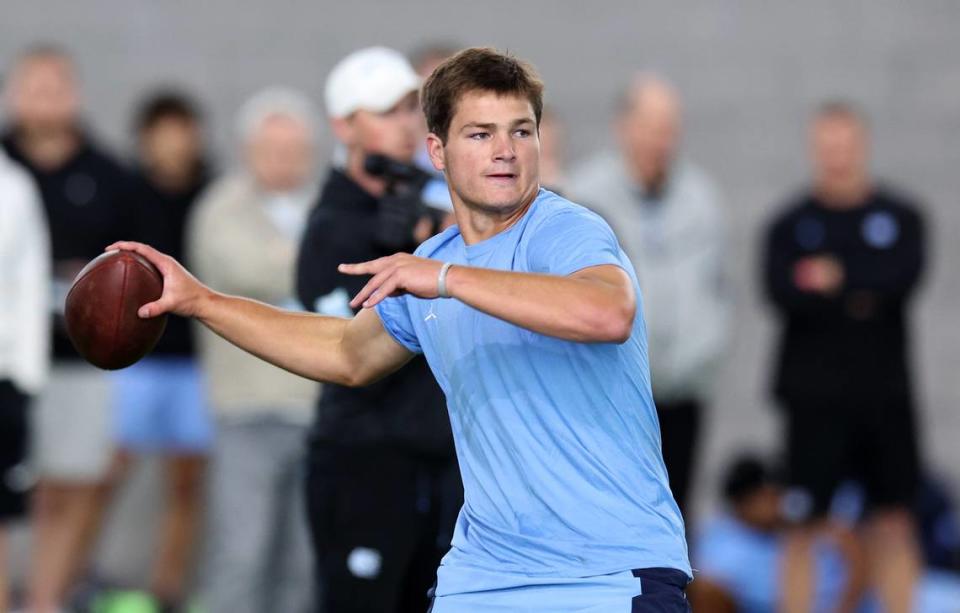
[297,46,462,613]
[325,46,421,119]
[321,47,425,207]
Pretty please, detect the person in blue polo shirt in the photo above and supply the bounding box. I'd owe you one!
[108,47,690,612]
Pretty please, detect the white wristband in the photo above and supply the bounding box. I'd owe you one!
[437,262,454,299]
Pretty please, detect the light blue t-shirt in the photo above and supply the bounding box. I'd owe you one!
[376,189,690,592]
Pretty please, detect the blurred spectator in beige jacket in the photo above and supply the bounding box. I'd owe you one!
[188,87,319,613]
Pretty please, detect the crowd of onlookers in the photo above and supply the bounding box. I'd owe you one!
[1,40,959,612]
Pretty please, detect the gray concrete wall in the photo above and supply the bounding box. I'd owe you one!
[3,0,959,587]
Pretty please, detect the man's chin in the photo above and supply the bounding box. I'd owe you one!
[465,194,524,216]
[476,189,515,205]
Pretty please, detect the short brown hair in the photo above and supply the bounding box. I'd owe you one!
[421,47,544,143]
[134,90,202,135]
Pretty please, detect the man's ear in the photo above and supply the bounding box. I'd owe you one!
[426,132,445,172]
[330,116,354,146]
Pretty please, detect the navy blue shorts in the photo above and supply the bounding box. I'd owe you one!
[631,568,690,612]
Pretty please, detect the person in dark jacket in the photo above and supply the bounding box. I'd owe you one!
[763,101,926,613]
[1,45,132,612]
[297,46,461,613]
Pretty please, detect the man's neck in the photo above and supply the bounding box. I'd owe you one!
[146,164,198,195]
[13,125,81,171]
[638,171,668,200]
[454,185,539,245]
[627,156,670,200]
[814,175,871,210]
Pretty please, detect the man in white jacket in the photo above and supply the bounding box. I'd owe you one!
[0,147,50,612]
[568,75,730,516]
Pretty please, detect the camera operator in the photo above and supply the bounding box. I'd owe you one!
[296,47,461,613]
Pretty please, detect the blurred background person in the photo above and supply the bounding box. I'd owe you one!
[762,101,926,612]
[0,144,50,613]
[691,456,960,611]
[297,46,461,613]
[407,43,457,218]
[689,454,866,612]
[189,86,318,613]
[74,90,214,612]
[537,107,566,193]
[409,42,459,80]
[568,74,730,517]
[1,45,131,613]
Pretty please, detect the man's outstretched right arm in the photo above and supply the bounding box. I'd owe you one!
[106,241,413,387]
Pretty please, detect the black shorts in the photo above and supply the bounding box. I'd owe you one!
[784,394,919,519]
[0,379,31,521]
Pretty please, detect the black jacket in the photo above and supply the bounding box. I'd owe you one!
[124,165,210,357]
[296,169,454,458]
[762,186,925,406]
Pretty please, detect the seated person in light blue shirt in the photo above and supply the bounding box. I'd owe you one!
[691,455,863,612]
[691,455,960,613]
[108,47,690,612]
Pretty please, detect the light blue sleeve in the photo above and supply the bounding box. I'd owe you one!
[375,296,422,354]
[526,208,624,276]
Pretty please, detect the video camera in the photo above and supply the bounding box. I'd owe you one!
[364,154,445,251]
[364,153,432,189]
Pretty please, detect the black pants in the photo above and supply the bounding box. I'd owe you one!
[306,443,462,613]
[0,379,30,521]
[655,399,701,516]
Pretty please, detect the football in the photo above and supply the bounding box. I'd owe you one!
[65,249,167,370]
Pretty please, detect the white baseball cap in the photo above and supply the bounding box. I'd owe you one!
[324,46,421,119]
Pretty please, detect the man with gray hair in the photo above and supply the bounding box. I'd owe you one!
[189,86,320,613]
[568,74,730,516]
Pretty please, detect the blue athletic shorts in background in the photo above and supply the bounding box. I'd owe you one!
[112,357,213,453]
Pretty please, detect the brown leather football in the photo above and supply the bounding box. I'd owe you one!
[65,250,167,370]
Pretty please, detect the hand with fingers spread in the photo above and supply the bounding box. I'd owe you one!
[339,253,446,309]
[105,241,213,319]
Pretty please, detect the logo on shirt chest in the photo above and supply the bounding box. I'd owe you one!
[862,211,899,249]
[794,217,826,251]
